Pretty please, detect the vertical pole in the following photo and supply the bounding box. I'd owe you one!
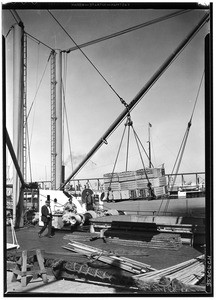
[205,33,213,295]
[56,50,62,189]
[13,23,24,227]
[50,50,56,189]
[61,165,65,184]
[23,33,27,181]
[148,123,151,168]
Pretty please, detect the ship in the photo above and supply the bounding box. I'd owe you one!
[3,4,212,295]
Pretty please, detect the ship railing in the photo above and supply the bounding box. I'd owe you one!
[123,210,205,218]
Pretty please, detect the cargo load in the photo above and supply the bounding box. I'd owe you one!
[103,167,167,200]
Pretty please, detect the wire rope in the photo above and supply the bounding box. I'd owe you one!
[27,52,51,119]
[62,52,74,171]
[26,124,33,182]
[65,9,193,53]
[133,130,153,167]
[47,9,127,107]
[159,71,205,215]
[25,31,54,51]
[108,125,127,191]
[132,126,152,185]
[132,125,156,199]
[35,41,40,99]
[62,80,74,172]
[125,118,131,172]
[62,53,69,166]
[9,9,21,24]
[5,24,16,38]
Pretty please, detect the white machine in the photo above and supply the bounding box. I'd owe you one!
[38,189,86,229]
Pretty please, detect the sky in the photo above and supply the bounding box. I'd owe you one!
[2,4,210,184]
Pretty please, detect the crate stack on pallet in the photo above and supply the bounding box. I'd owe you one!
[103,167,167,200]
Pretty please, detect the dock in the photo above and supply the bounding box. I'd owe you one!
[5,223,204,295]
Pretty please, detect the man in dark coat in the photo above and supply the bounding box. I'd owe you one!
[85,192,94,211]
[38,198,53,238]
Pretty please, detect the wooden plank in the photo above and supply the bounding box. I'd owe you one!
[36,249,48,284]
[133,255,205,285]
[68,241,154,270]
[21,250,27,287]
[63,241,156,274]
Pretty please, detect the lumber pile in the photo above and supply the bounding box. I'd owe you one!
[133,255,205,286]
[62,240,156,275]
[101,220,193,248]
[106,232,182,250]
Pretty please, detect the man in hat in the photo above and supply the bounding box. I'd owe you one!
[64,196,77,213]
[38,197,53,238]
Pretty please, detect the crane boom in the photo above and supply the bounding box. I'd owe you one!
[61,13,209,189]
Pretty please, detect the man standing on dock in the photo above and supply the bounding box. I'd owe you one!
[38,198,54,238]
[85,192,95,211]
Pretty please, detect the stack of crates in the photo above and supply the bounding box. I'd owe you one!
[103,167,167,200]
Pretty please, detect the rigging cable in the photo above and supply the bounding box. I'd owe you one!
[25,32,54,51]
[170,71,205,189]
[125,115,132,172]
[132,125,156,198]
[35,41,40,98]
[27,42,41,176]
[158,71,205,215]
[26,125,33,182]
[9,9,22,25]
[61,12,209,187]
[5,24,17,38]
[108,124,127,191]
[62,79,74,171]
[27,52,52,119]
[62,51,74,171]
[47,9,127,108]
[65,10,193,53]
[133,130,154,168]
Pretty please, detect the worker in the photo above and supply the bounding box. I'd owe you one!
[64,196,77,213]
[85,192,94,211]
[38,198,54,238]
[147,182,156,200]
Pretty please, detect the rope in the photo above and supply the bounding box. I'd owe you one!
[132,126,156,199]
[26,124,33,182]
[47,10,127,108]
[25,31,54,51]
[159,71,205,215]
[27,52,52,119]
[108,125,127,191]
[65,10,193,53]
[9,10,21,24]
[62,52,74,171]
[125,115,132,171]
[170,71,205,189]
[62,83,74,172]
[5,24,16,38]
[133,130,154,168]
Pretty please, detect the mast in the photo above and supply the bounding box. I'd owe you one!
[61,13,209,189]
[56,50,63,189]
[12,21,25,227]
[148,123,152,168]
[50,50,57,189]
